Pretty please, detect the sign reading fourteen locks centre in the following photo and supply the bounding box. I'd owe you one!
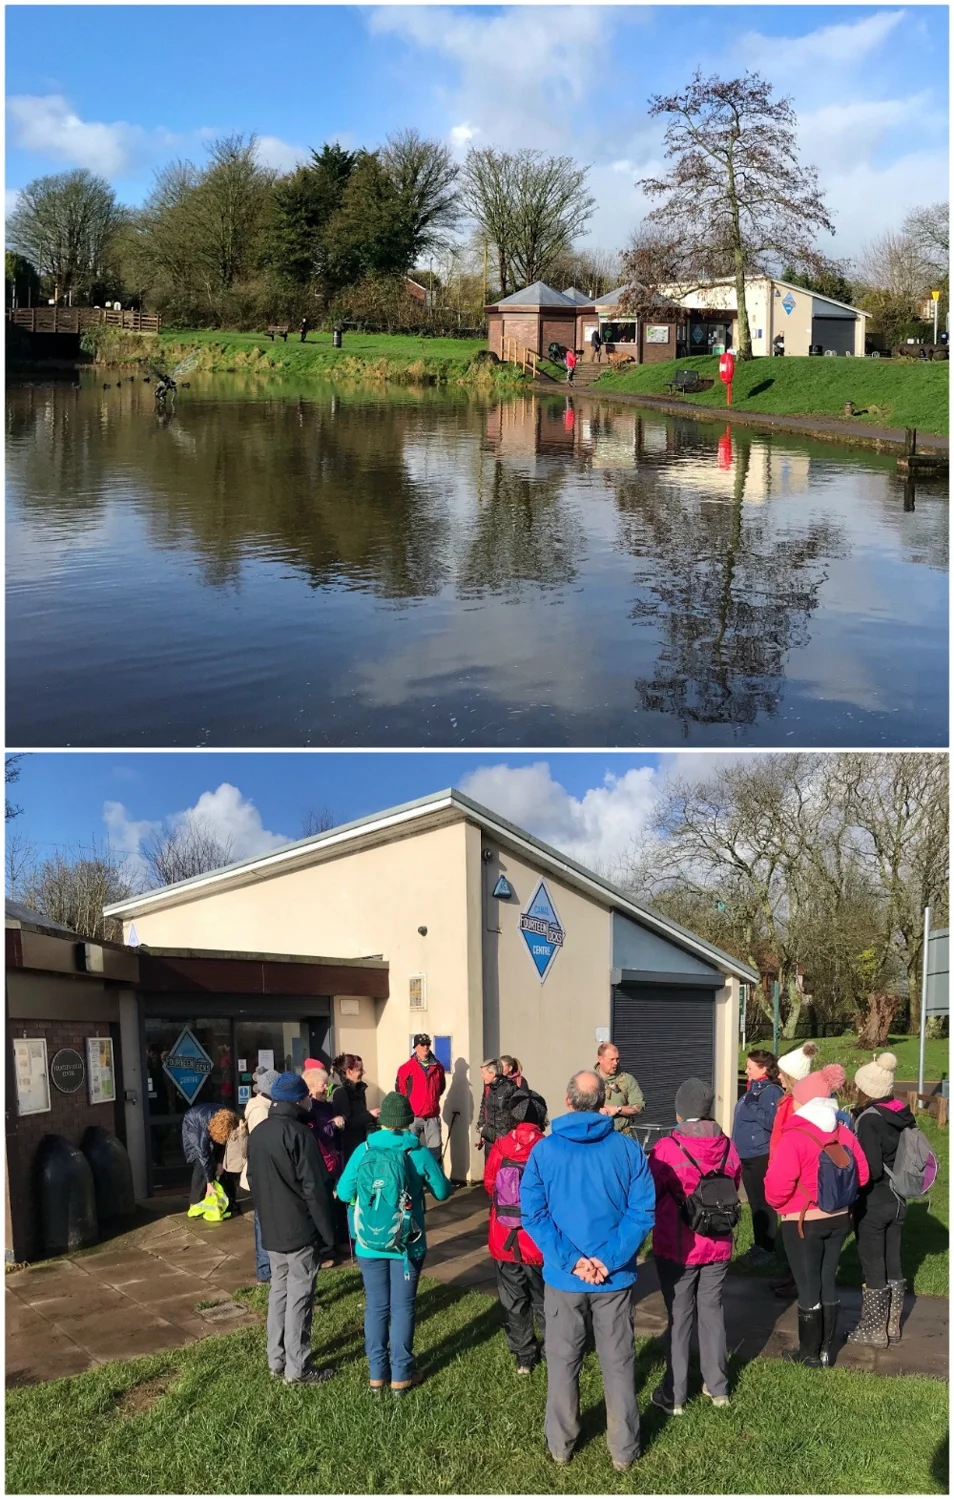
[163,1027,214,1106]
[519,881,566,982]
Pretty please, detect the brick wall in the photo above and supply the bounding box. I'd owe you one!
[487,313,503,357]
[541,316,577,354]
[6,1018,123,1261]
[502,315,539,357]
[641,323,676,364]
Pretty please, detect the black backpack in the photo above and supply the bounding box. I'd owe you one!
[675,1138,742,1237]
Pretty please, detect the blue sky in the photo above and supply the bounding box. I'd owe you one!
[6,6,948,260]
[8,750,728,884]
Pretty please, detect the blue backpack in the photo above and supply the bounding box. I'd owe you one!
[795,1122,858,1235]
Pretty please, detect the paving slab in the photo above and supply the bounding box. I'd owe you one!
[7,1329,91,1387]
[49,1309,190,1364]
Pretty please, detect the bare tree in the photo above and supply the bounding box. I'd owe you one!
[902,201,949,276]
[630,71,834,359]
[300,807,336,838]
[380,129,461,262]
[143,815,233,888]
[462,147,595,296]
[6,169,119,302]
[857,230,931,300]
[5,754,24,821]
[12,840,135,941]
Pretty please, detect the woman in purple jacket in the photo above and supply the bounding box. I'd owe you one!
[649,1079,742,1416]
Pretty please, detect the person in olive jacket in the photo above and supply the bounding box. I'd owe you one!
[246,1071,337,1385]
[732,1050,784,1267]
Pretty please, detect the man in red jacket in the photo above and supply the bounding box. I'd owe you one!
[484,1107,546,1374]
[395,1033,446,1163]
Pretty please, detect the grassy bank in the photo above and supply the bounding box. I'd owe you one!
[738,1033,950,1082]
[595,355,949,436]
[81,325,519,389]
[6,1270,946,1495]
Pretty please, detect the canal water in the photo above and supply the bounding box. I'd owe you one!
[6,374,948,747]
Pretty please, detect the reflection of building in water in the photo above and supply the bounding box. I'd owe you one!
[663,435,813,504]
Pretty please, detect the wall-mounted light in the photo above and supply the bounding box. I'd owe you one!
[481,847,494,863]
[417,925,428,936]
[492,876,513,900]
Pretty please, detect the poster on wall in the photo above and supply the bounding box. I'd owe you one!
[87,1037,116,1105]
[519,880,566,982]
[646,325,670,344]
[14,1037,50,1115]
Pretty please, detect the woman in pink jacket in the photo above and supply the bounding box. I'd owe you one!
[764,1064,869,1367]
[648,1078,742,1416]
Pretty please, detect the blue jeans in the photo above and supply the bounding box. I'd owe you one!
[359,1255,422,1383]
[253,1209,270,1281]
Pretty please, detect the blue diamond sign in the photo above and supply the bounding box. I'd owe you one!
[782,293,796,316]
[519,880,565,981]
[163,1027,214,1105]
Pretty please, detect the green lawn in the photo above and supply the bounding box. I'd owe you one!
[728,1114,948,1296]
[595,355,950,436]
[6,1271,947,1495]
[739,1033,950,1082]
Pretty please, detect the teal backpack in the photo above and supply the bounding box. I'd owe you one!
[352,1138,423,1276]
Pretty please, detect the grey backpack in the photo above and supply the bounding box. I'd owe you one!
[860,1108,938,1200]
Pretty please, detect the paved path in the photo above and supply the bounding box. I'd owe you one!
[6,1186,947,1387]
[530,379,950,454]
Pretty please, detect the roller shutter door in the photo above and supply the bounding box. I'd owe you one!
[611,984,716,1129]
[811,317,855,356]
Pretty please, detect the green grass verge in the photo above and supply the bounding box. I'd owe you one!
[739,1033,950,1082]
[82,325,523,389]
[5,1271,947,1494]
[594,355,950,436]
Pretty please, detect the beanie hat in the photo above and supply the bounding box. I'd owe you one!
[303,1057,326,1072]
[675,1077,715,1120]
[793,1063,846,1106]
[270,1071,309,1104]
[777,1042,818,1082]
[253,1067,279,1098]
[854,1051,898,1101]
[379,1091,414,1130]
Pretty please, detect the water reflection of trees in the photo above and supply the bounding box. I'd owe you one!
[459,458,579,595]
[613,423,846,729]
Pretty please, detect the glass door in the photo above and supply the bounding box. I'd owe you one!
[233,1020,315,1109]
[145,1016,233,1188]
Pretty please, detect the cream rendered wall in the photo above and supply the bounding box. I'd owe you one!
[711,976,741,1135]
[480,843,613,1127]
[122,821,477,1134]
[332,996,383,1106]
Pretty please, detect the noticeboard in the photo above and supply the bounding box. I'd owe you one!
[926,928,949,1016]
[87,1036,117,1104]
[14,1037,51,1115]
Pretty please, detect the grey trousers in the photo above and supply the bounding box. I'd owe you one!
[656,1257,729,1405]
[266,1243,318,1381]
[544,1283,640,1466]
[411,1115,441,1163]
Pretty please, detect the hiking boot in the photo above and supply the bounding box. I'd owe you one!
[702,1383,730,1408]
[391,1372,423,1397]
[516,1365,533,1376]
[819,1302,840,1366]
[285,1365,335,1385]
[846,1285,890,1349]
[269,1366,284,1379]
[651,1386,685,1416]
[549,1452,572,1466]
[369,1381,386,1398]
[787,1304,824,1366]
[887,1279,906,1344]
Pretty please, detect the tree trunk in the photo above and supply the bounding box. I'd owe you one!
[725,142,753,361]
[780,975,803,1039]
[907,959,922,1035]
[856,992,901,1050]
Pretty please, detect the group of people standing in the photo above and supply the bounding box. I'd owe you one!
[178,1032,923,1466]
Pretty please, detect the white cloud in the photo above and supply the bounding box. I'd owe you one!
[5,187,22,217]
[735,10,907,78]
[450,122,479,151]
[103,782,290,884]
[6,94,159,176]
[254,135,309,173]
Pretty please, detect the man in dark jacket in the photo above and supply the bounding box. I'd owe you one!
[396,1033,446,1162]
[476,1059,519,1150]
[521,1070,655,1473]
[246,1071,337,1384]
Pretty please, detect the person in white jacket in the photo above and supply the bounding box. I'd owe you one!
[244,1067,278,1281]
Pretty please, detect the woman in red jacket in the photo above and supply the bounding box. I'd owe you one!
[765,1064,869,1367]
[484,1105,546,1375]
[649,1078,742,1416]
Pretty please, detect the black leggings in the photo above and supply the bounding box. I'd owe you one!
[854,1192,906,1289]
[781,1214,850,1306]
[741,1155,776,1251]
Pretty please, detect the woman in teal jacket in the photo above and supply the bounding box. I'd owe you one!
[336,1090,452,1396]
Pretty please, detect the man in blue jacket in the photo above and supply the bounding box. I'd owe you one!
[521,1070,655,1472]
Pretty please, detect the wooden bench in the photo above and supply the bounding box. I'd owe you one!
[907,1090,948,1127]
[663,368,703,394]
[265,324,290,342]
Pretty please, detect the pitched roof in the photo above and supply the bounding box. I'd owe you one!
[561,286,591,305]
[5,899,80,937]
[104,789,758,982]
[495,281,576,308]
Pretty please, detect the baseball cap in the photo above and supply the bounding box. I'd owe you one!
[413,1033,432,1047]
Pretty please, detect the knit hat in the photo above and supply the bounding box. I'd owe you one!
[793,1063,846,1106]
[854,1052,898,1101]
[379,1091,414,1130]
[303,1057,326,1072]
[675,1077,715,1120]
[270,1071,309,1104]
[777,1042,819,1082]
[253,1067,279,1098]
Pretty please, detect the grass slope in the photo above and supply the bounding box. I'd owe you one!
[595,355,950,436]
[6,1271,947,1495]
[738,1033,950,1082]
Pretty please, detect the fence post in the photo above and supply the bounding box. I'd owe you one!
[917,905,930,1101]
[772,980,780,1056]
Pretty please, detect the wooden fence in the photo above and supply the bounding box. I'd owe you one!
[6,307,160,336]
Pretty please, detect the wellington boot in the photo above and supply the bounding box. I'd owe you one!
[846,1285,890,1348]
[819,1302,840,1366]
[886,1280,906,1344]
[787,1304,823,1367]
